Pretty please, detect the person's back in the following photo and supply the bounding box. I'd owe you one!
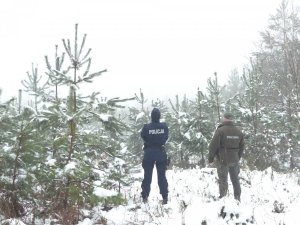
[141,121,168,151]
[140,108,169,204]
[215,121,244,165]
[208,112,244,201]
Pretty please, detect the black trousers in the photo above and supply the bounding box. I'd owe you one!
[141,149,168,198]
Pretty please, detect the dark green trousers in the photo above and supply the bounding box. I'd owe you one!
[217,161,241,201]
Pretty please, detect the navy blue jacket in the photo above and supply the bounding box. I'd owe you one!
[141,122,169,148]
[141,108,169,162]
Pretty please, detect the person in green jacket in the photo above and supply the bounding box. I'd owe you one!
[208,112,245,201]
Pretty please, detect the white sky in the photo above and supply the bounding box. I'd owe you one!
[0,0,298,101]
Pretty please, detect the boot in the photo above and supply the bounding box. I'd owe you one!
[234,195,240,202]
[141,194,148,203]
[142,196,148,203]
[162,196,168,205]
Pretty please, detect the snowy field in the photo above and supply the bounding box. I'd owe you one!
[3,167,300,225]
[83,167,300,225]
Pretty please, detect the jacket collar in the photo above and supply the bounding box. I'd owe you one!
[222,121,234,126]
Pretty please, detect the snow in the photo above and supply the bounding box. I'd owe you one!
[114,157,125,166]
[184,131,191,140]
[136,111,145,122]
[196,132,203,139]
[120,146,128,154]
[93,169,107,179]
[87,112,113,122]
[64,161,77,173]
[1,219,27,225]
[86,167,300,225]
[5,167,300,225]
[93,186,118,198]
[45,155,56,166]
[3,144,12,152]
[77,218,93,225]
[99,114,112,122]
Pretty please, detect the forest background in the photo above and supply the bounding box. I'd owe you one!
[0,1,300,224]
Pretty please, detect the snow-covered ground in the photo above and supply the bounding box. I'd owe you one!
[3,167,300,225]
[79,166,300,225]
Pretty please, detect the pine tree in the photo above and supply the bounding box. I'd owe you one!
[21,64,48,112]
[189,88,212,168]
[167,95,196,168]
[253,0,300,169]
[126,89,149,165]
[239,58,268,169]
[33,24,132,221]
[45,45,65,101]
[222,68,245,102]
[206,72,223,124]
[0,91,48,218]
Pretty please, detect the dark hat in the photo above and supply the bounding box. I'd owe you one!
[223,112,234,120]
[151,108,161,122]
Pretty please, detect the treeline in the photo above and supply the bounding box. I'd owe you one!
[0,1,299,223]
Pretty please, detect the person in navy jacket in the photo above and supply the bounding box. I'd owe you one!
[141,108,169,204]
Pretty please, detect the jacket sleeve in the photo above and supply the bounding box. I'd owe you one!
[208,129,221,161]
[141,125,147,142]
[238,133,245,159]
[163,124,169,144]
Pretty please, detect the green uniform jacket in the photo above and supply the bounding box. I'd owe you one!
[208,121,245,165]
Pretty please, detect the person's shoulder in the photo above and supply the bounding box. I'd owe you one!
[230,124,243,136]
[142,123,150,129]
[215,123,225,132]
[213,124,223,135]
[231,123,242,130]
[217,123,224,129]
[160,122,169,128]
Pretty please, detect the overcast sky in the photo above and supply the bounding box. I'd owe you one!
[0,0,298,101]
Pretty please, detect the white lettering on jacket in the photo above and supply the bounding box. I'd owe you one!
[149,129,165,134]
[227,136,239,139]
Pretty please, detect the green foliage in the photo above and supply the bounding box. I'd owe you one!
[166,94,212,168]
[125,89,150,166]
[3,2,300,221]
[1,24,133,221]
[97,193,127,207]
